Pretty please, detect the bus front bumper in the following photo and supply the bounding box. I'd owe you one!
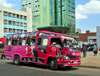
[58,60,81,67]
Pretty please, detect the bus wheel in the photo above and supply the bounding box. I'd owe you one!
[49,59,58,70]
[14,56,20,65]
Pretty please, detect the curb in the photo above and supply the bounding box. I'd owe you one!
[77,65,100,69]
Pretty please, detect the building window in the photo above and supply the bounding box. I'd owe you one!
[0,10,2,12]
[4,28,8,32]
[9,21,12,24]
[4,20,7,24]
[17,14,19,18]
[20,22,23,26]
[9,13,12,16]
[24,23,27,27]
[9,28,13,32]
[22,5,25,6]
[24,16,27,20]
[17,22,19,25]
[4,11,8,16]
[29,3,31,5]
[13,13,16,17]
[24,30,27,32]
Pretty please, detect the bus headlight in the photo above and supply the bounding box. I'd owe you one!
[63,55,70,60]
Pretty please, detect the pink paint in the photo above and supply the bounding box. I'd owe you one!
[4,30,81,68]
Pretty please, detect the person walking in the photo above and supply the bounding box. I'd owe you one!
[93,44,98,56]
[82,44,87,57]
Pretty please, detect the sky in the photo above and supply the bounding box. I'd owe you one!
[0,0,100,33]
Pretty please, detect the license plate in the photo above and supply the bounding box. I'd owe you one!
[74,61,78,63]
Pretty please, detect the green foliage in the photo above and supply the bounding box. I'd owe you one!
[0,49,3,53]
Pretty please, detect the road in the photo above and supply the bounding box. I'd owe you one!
[0,59,100,76]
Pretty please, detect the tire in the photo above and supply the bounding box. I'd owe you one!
[14,56,20,65]
[49,59,58,70]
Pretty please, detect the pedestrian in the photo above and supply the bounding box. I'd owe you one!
[99,47,100,54]
[82,44,87,57]
[93,44,98,56]
[1,48,5,59]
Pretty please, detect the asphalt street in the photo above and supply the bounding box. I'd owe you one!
[0,59,100,76]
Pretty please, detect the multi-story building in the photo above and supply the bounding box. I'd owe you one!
[22,0,75,35]
[76,30,96,42]
[0,5,32,38]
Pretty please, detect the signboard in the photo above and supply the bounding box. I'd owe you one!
[19,33,27,38]
[50,34,57,36]
[38,33,49,37]
[61,36,75,41]
[27,32,37,38]
[6,35,12,39]
[42,39,48,46]
[13,34,19,39]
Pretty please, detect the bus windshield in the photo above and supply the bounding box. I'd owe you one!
[60,35,79,51]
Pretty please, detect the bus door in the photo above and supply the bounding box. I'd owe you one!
[26,32,37,59]
[36,37,49,63]
[26,37,35,58]
[5,37,12,55]
[49,37,63,61]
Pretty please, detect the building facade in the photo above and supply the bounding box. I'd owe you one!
[97,26,100,49]
[22,0,75,35]
[0,5,32,38]
[76,30,96,43]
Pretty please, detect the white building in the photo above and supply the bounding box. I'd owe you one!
[76,28,81,34]
[0,5,32,38]
[97,26,100,49]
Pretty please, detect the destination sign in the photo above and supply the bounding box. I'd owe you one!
[6,35,12,39]
[19,33,27,38]
[27,32,37,38]
[38,33,49,37]
[13,34,19,39]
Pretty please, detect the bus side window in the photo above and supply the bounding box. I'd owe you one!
[50,38,62,50]
[6,39,11,46]
[27,38,35,46]
[37,38,42,45]
[19,38,26,46]
[37,38,48,49]
[12,39,18,46]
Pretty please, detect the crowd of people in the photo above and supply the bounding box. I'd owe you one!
[82,43,99,57]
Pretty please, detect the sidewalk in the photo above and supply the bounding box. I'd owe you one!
[78,51,100,69]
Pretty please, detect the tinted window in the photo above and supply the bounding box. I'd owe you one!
[12,39,18,46]
[26,38,35,46]
[37,38,48,49]
[19,38,26,46]
[6,39,11,46]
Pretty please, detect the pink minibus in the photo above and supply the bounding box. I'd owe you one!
[4,30,81,70]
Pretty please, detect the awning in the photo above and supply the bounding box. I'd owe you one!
[37,26,70,33]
